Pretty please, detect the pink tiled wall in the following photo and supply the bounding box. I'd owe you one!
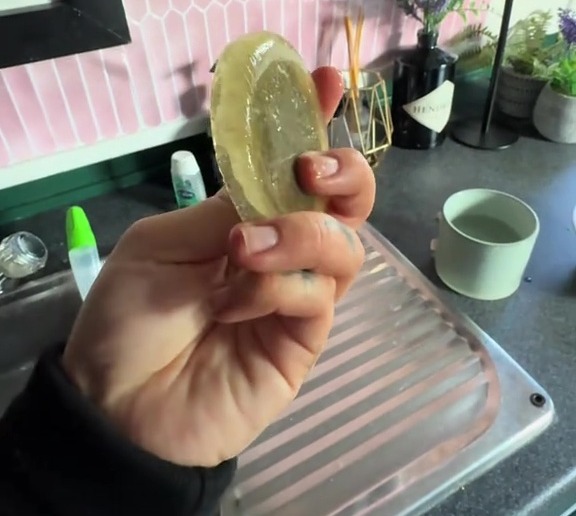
[0,0,480,170]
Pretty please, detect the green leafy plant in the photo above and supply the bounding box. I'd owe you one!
[395,0,487,34]
[550,53,576,96]
[548,9,576,96]
[444,23,497,71]
[504,10,559,78]
[450,11,562,77]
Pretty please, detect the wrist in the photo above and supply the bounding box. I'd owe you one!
[9,345,237,516]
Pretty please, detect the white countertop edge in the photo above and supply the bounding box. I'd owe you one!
[0,115,209,190]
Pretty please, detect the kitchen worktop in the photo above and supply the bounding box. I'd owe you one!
[1,135,575,516]
[374,138,576,516]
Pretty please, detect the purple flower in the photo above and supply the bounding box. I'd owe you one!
[396,0,421,23]
[559,8,576,46]
[416,0,450,14]
[395,0,457,30]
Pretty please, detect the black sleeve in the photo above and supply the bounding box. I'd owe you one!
[0,344,236,516]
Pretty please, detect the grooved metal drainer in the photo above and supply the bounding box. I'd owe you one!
[221,224,554,516]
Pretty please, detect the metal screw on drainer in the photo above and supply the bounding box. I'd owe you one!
[530,393,547,408]
[0,231,48,294]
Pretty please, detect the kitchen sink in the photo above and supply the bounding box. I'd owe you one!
[0,270,81,415]
[0,225,555,516]
[221,224,554,516]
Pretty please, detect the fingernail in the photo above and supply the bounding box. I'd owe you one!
[241,225,279,254]
[210,286,230,313]
[302,152,339,178]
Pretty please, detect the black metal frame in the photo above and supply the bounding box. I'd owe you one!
[451,0,518,150]
[0,0,131,69]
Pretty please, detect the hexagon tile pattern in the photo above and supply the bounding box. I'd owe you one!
[0,0,482,169]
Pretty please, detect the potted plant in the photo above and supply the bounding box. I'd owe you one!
[496,10,558,119]
[444,23,497,74]
[533,8,576,144]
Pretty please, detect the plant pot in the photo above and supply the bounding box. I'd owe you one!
[497,68,547,119]
[533,84,576,144]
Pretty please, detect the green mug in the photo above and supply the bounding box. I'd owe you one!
[434,189,540,301]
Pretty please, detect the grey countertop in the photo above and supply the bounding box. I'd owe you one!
[2,135,576,515]
[373,138,576,516]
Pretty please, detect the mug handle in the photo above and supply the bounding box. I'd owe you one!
[431,211,443,255]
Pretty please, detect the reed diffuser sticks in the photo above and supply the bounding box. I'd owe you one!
[344,8,364,99]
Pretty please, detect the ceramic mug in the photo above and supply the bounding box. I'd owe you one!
[434,189,540,301]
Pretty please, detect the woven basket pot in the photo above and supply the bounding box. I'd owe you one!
[497,67,547,119]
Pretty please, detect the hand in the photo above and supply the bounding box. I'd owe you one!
[63,66,376,468]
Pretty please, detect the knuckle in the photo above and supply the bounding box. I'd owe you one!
[345,231,364,275]
[342,147,374,181]
[252,273,278,304]
[121,218,151,248]
[353,240,366,271]
[258,272,276,295]
[230,272,266,309]
[307,213,327,256]
[348,147,367,164]
[127,218,148,235]
[332,146,364,164]
[334,147,375,202]
[326,276,338,297]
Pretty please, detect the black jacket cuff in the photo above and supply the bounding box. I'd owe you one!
[0,344,236,516]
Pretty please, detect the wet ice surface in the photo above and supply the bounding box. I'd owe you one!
[253,60,323,215]
[210,32,326,221]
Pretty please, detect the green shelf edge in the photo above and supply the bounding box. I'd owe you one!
[0,137,195,225]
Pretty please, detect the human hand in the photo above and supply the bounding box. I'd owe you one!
[63,66,376,468]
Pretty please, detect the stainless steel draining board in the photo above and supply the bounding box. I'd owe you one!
[221,223,554,516]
